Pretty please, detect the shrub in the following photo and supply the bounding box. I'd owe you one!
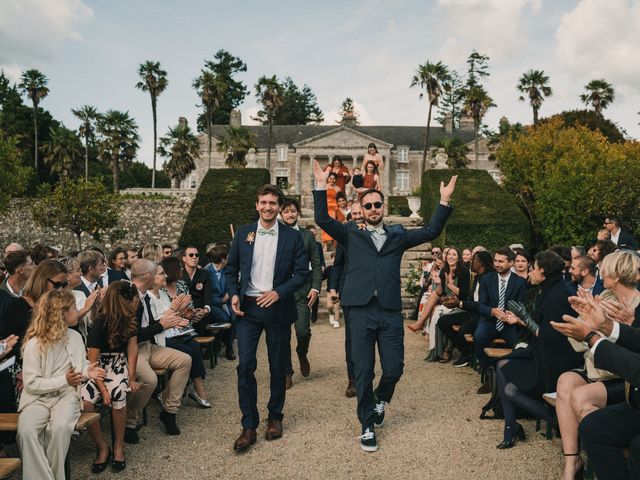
[179,168,271,251]
[420,169,530,251]
[388,196,411,217]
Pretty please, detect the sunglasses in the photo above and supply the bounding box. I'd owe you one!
[48,279,69,290]
[363,202,383,210]
[187,253,199,258]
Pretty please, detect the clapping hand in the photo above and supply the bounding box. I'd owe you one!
[0,335,18,360]
[440,176,457,204]
[601,298,635,326]
[569,291,615,336]
[313,160,330,189]
[551,315,593,342]
[170,294,191,313]
[502,311,523,326]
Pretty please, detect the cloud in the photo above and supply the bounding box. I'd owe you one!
[555,0,640,92]
[0,0,93,67]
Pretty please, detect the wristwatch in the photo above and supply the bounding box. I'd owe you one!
[583,331,600,346]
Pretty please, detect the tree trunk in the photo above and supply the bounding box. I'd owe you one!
[84,133,89,181]
[474,118,480,168]
[267,111,273,175]
[113,161,120,194]
[423,102,433,173]
[533,107,539,126]
[151,96,157,189]
[33,100,38,170]
[207,111,212,169]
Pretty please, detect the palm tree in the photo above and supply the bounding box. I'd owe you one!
[96,110,140,194]
[410,61,451,173]
[255,75,284,172]
[434,137,470,168]
[136,61,168,189]
[193,70,227,169]
[463,85,495,167]
[41,126,83,182]
[517,69,552,125]
[71,105,99,180]
[580,79,615,115]
[18,69,49,169]
[158,118,201,188]
[216,126,257,168]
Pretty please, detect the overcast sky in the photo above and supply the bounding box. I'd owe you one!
[1,0,639,167]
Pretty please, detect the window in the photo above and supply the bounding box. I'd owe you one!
[276,145,288,162]
[275,168,289,190]
[397,147,409,164]
[396,170,410,193]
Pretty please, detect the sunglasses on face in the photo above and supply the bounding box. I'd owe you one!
[48,279,69,290]
[363,202,383,210]
[187,253,199,258]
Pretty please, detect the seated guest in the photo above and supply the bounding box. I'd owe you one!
[81,281,140,473]
[439,250,495,367]
[141,243,162,263]
[204,244,236,360]
[571,246,587,259]
[17,289,104,480]
[474,247,527,394]
[462,248,472,268]
[588,239,617,277]
[107,247,130,282]
[407,251,445,333]
[162,244,174,258]
[554,250,640,480]
[125,260,192,441]
[124,246,138,279]
[567,255,604,297]
[603,214,638,250]
[182,246,212,329]
[494,250,583,450]
[596,228,611,241]
[31,243,59,264]
[75,250,107,297]
[63,257,99,342]
[551,245,573,282]
[512,248,531,280]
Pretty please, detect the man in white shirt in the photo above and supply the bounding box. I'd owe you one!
[74,250,106,297]
[603,215,638,250]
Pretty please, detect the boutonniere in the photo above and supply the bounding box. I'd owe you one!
[246,232,256,244]
[357,223,367,231]
[195,282,203,291]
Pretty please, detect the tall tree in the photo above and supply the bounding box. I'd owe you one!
[158,118,201,188]
[18,69,49,170]
[434,137,470,168]
[202,50,248,125]
[0,129,31,212]
[255,77,323,125]
[580,79,615,115]
[410,61,451,173]
[96,110,140,194]
[216,126,257,168]
[517,69,552,125]
[255,75,284,172]
[41,125,82,182]
[463,85,495,167]
[434,70,465,130]
[71,105,98,180]
[136,60,168,189]
[466,51,490,88]
[193,70,227,169]
[337,98,359,127]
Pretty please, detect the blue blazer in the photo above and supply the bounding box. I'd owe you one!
[205,263,232,322]
[225,222,310,324]
[476,271,527,321]
[566,277,604,297]
[313,189,452,311]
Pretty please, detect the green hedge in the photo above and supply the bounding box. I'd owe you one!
[179,168,271,251]
[420,169,531,251]
[388,196,411,217]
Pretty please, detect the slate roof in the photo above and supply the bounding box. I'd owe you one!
[202,125,476,151]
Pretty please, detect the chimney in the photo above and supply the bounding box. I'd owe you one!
[178,116,187,127]
[459,115,475,132]
[443,114,453,134]
[230,109,241,128]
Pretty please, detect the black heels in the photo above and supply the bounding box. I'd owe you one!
[496,423,526,449]
[112,456,126,472]
[563,452,584,480]
[91,447,111,474]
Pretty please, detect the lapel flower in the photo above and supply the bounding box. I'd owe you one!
[246,232,256,244]
[357,223,367,231]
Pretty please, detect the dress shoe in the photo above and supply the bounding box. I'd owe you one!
[188,387,212,408]
[477,381,491,394]
[91,447,111,474]
[111,455,126,472]
[159,410,181,435]
[225,348,236,361]
[233,429,257,452]
[298,353,310,377]
[124,428,139,444]
[496,423,526,449]
[265,419,283,440]
[345,380,356,398]
[285,374,293,390]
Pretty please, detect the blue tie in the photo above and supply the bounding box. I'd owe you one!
[496,278,506,332]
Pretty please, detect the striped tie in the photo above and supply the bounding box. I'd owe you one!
[496,278,506,332]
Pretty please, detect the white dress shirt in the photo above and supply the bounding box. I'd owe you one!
[246,221,279,296]
[610,228,620,245]
[80,276,97,293]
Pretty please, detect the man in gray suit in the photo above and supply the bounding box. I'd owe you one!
[280,198,323,388]
[313,160,456,452]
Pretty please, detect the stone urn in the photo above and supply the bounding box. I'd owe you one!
[246,148,258,167]
[406,195,421,219]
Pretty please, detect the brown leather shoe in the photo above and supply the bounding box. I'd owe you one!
[233,429,256,452]
[285,374,293,390]
[298,354,310,377]
[345,380,356,398]
[266,419,283,440]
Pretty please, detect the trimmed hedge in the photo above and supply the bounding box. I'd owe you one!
[388,196,411,217]
[420,169,531,251]
[179,168,271,251]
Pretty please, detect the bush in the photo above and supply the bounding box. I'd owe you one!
[420,169,530,251]
[388,196,411,216]
[179,168,271,251]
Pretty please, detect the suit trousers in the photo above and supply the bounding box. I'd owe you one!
[474,320,519,372]
[349,298,404,430]
[438,311,478,356]
[286,297,312,376]
[343,306,355,381]
[17,389,79,480]
[579,402,640,480]
[126,342,192,428]
[236,301,290,430]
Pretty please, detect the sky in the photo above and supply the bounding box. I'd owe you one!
[1,0,639,168]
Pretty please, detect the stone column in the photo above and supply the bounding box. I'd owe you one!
[352,155,358,169]
[295,155,301,194]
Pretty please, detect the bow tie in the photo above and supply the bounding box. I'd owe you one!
[258,228,276,236]
[366,225,386,235]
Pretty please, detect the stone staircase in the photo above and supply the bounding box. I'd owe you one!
[298,213,431,320]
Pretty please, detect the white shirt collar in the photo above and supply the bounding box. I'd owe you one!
[5,277,22,297]
[499,271,512,284]
[81,276,96,291]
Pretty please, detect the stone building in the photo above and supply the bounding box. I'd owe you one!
[182,110,499,206]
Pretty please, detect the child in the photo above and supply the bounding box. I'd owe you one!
[351,167,364,189]
[81,281,140,473]
[17,289,104,480]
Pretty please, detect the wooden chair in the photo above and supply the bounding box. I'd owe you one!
[195,336,216,369]
[205,322,232,365]
[0,458,21,479]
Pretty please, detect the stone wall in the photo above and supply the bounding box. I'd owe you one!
[0,197,192,253]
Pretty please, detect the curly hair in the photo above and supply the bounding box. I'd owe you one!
[22,289,76,354]
[94,281,140,350]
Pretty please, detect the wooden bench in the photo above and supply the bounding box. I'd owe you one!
[483,348,513,358]
[206,323,232,365]
[0,458,21,478]
[195,336,216,369]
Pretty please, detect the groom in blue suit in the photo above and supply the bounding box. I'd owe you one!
[313,160,456,452]
[226,184,309,452]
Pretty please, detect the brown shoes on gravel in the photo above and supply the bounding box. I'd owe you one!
[266,419,283,440]
[233,429,256,452]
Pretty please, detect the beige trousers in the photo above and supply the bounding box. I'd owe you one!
[126,342,191,428]
[17,389,80,480]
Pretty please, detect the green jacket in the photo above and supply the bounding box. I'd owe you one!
[295,227,323,300]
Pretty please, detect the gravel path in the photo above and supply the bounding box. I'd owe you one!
[63,318,565,479]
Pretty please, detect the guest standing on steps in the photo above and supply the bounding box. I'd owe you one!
[313,160,456,452]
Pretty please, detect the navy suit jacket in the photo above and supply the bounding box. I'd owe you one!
[225,222,310,324]
[107,268,129,284]
[476,271,527,322]
[617,229,638,250]
[205,263,232,322]
[566,277,604,297]
[314,189,452,311]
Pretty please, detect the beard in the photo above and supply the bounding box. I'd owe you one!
[365,216,383,226]
[281,216,297,227]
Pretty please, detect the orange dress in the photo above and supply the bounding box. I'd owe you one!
[322,186,339,242]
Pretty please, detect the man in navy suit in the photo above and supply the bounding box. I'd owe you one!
[313,160,456,452]
[204,243,236,360]
[474,247,528,393]
[604,215,638,250]
[567,255,604,297]
[226,184,310,452]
